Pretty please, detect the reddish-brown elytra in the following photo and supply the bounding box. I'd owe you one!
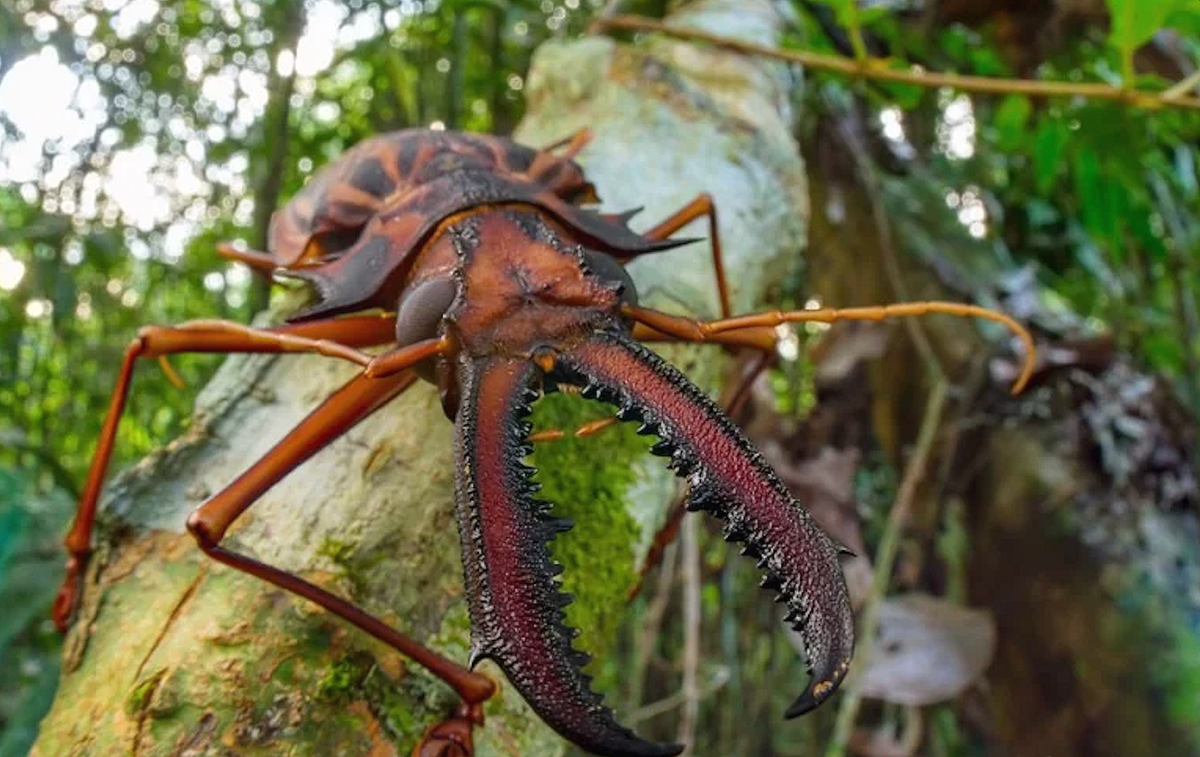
[55,126,1034,757]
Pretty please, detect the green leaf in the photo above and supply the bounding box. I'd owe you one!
[815,0,856,25]
[1141,329,1184,372]
[1175,146,1198,198]
[1072,148,1107,246]
[994,95,1032,152]
[1104,0,1185,59]
[1034,117,1069,194]
[0,467,72,757]
[1072,148,1129,257]
[1165,4,1200,34]
[857,6,889,26]
[1025,199,1061,228]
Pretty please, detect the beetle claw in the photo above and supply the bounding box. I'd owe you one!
[412,710,479,757]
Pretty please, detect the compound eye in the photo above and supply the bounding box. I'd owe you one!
[395,275,457,347]
[582,250,638,308]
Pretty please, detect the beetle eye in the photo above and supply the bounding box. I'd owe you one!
[582,250,638,308]
[395,275,458,347]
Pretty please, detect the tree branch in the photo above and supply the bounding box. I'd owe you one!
[593,15,1200,111]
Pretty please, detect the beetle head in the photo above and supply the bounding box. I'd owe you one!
[442,209,635,361]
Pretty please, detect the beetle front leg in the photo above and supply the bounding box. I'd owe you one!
[216,241,278,275]
[54,315,397,632]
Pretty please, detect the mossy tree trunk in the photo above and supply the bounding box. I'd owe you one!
[31,3,810,755]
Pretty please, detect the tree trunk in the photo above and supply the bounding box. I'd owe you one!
[31,2,809,755]
[246,2,304,315]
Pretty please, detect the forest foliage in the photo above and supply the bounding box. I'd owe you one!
[2,0,1200,755]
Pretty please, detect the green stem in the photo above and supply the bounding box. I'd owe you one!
[824,380,948,757]
[841,0,869,64]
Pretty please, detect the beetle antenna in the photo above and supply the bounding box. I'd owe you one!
[158,356,186,390]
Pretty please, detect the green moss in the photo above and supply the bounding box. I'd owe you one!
[363,670,421,742]
[1117,580,1200,746]
[317,537,356,568]
[527,391,652,658]
[124,668,167,718]
[1081,565,1200,753]
[315,657,368,703]
[1162,627,1200,735]
[306,647,454,748]
[362,658,450,744]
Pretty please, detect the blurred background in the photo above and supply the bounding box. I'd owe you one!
[2,1,1200,756]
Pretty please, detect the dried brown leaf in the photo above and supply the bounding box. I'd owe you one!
[855,594,996,706]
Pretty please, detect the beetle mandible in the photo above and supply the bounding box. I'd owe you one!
[54,127,1033,757]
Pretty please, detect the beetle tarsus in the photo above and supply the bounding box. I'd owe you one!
[412,702,486,757]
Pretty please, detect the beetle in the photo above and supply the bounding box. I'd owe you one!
[54,127,1033,757]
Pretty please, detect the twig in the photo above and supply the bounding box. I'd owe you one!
[824,380,948,757]
[627,667,731,725]
[677,513,701,753]
[627,540,678,713]
[591,15,1200,111]
[1163,68,1200,100]
[847,705,924,757]
[1150,172,1200,414]
[596,0,624,20]
[840,0,869,64]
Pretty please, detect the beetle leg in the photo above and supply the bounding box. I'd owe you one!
[528,415,619,443]
[622,302,1037,394]
[622,193,731,319]
[216,241,278,275]
[364,335,452,378]
[539,128,593,159]
[632,321,777,352]
[555,330,855,718]
[529,129,594,182]
[53,316,397,633]
[184,365,497,757]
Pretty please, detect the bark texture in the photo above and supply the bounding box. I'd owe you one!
[32,3,810,755]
